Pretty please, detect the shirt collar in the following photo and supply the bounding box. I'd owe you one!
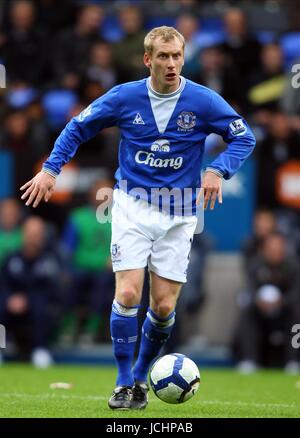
[147,76,186,98]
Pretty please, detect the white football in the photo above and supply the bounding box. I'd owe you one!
[150,353,200,404]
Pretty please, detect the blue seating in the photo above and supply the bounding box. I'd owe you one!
[145,17,177,30]
[6,87,37,109]
[42,89,78,129]
[194,30,225,50]
[101,15,124,42]
[256,31,276,45]
[280,33,300,67]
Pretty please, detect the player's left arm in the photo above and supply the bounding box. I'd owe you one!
[198,90,256,209]
[198,170,222,210]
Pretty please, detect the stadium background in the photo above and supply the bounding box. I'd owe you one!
[0,0,300,373]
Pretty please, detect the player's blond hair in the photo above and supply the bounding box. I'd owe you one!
[144,26,185,55]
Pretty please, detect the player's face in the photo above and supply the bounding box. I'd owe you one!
[144,37,184,93]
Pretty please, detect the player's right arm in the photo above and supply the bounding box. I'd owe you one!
[20,171,56,208]
[20,85,121,208]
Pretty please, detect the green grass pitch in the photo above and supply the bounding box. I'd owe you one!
[0,364,299,418]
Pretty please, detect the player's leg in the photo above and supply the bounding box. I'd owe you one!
[131,272,182,409]
[131,214,197,409]
[109,188,153,408]
[133,272,182,382]
[108,268,144,410]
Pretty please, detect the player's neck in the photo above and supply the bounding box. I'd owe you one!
[150,77,181,95]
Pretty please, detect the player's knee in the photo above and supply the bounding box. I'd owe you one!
[117,289,139,307]
[153,301,175,319]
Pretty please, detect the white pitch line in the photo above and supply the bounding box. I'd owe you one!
[0,392,298,410]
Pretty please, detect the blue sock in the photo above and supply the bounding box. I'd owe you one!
[133,308,175,383]
[110,299,139,387]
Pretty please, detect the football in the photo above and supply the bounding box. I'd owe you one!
[150,353,200,404]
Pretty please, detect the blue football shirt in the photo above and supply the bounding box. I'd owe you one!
[43,77,256,214]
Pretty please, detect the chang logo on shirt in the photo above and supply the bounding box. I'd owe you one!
[150,139,170,152]
[177,111,196,131]
[135,151,183,170]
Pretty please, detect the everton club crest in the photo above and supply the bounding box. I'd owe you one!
[177,111,196,132]
[111,244,121,261]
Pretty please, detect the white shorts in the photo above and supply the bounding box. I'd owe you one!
[111,189,198,283]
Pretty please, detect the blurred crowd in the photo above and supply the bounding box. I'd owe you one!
[0,0,300,370]
[234,209,300,373]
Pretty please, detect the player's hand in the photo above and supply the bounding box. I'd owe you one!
[20,171,56,208]
[197,171,222,210]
